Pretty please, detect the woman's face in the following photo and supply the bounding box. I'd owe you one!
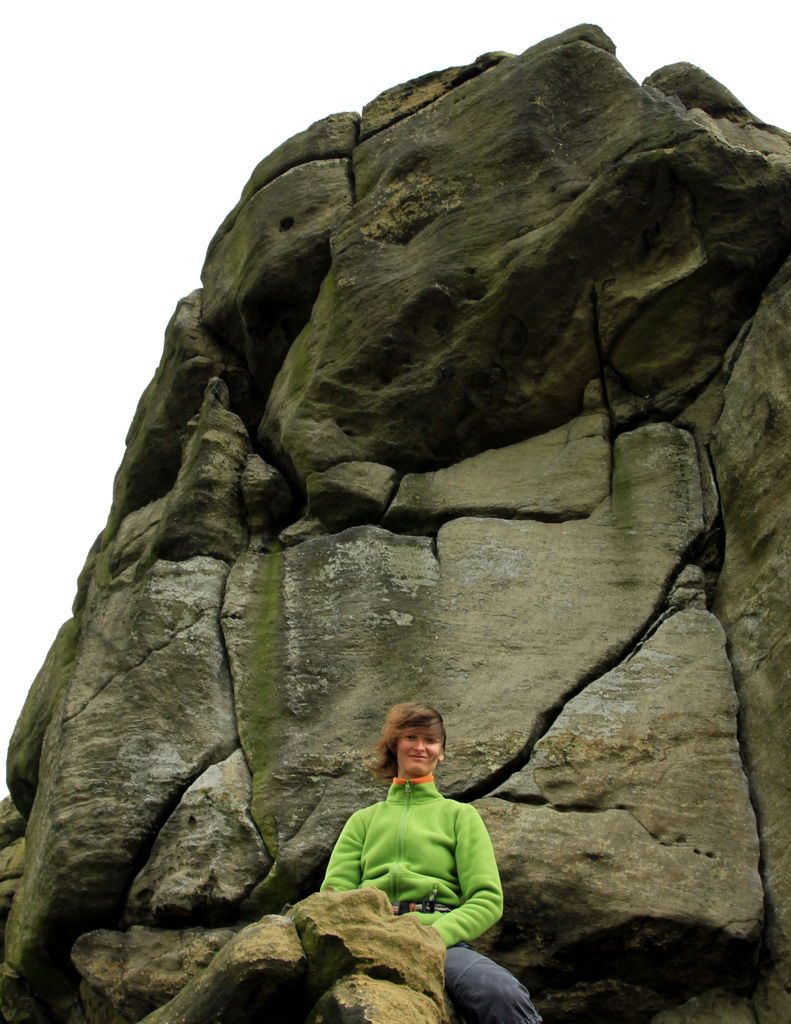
[395,728,445,779]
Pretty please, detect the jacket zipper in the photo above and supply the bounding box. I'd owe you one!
[393,780,411,902]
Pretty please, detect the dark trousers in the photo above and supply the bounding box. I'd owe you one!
[444,944,542,1024]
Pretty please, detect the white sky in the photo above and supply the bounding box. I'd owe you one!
[2,0,789,801]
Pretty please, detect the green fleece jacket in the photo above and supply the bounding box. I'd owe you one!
[320,779,503,947]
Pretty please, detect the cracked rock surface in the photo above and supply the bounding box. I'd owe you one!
[4,21,791,1024]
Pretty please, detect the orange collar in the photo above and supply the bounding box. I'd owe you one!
[393,775,435,785]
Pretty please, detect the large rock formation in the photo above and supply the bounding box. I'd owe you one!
[4,23,791,1024]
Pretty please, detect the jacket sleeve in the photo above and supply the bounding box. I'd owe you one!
[320,809,367,892]
[416,803,503,947]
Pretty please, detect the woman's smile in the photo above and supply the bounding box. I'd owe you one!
[396,730,445,779]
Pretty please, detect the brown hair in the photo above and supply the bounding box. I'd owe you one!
[366,702,446,781]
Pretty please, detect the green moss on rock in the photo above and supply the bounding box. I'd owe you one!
[7,617,81,817]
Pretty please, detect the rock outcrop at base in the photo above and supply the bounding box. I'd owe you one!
[4,23,791,1024]
[73,890,448,1024]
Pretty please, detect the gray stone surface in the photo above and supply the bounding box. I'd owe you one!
[478,602,761,1021]
[0,800,25,853]
[712,254,791,1023]
[289,888,445,1011]
[72,926,239,1022]
[240,454,293,535]
[277,515,329,547]
[307,461,398,532]
[4,556,238,1017]
[306,975,445,1024]
[7,618,81,816]
[259,26,791,485]
[109,290,259,531]
[207,112,360,254]
[650,988,757,1024]
[223,423,704,913]
[124,750,270,927]
[0,842,24,918]
[105,498,166,578]
[202,159,355,397]
[383,409,611,532]
[151,378,252,564]
[360,50,512,141]
[0,799,25,963]
[136,916,305,1024]
[494,605,758,856]
[127,891,447,1024]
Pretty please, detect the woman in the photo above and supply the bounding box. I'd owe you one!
[321,702,542,1024]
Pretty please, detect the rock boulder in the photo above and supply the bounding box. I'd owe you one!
[4,23,791,1024]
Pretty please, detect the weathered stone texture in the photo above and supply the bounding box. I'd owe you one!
[0,800,25,964]
[306,975,444,1024]
[148,378,252,563]
[290,888,446,1010]
[201,159,355,397]
[650,988,757,1024]
[222,421,705,916]
[5,21,791,1024]
[109,290,259,530]
[207,112,360,255]
[134,916,306,1024]
[6,618,80,816]
[124,749,270,927]
[72,891,446,1024]
[307,461,398,532]
[644,62,791,157]
[382,406,611,532]
[485,604,762,1019]
[240,453,293,535]
[259,27,791,484]
[4,556,238,1015]
[359,50,512,140]
[71,926,240,1022]
[711,255,791,1023]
